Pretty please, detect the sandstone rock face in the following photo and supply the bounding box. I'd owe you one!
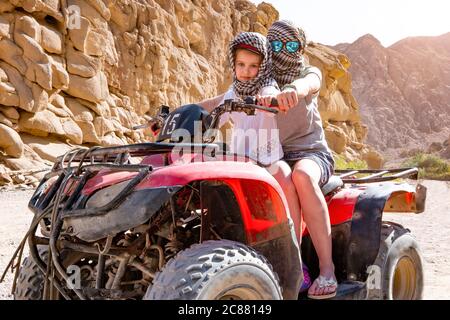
[1,0,373,186]
[0,123,24,157]
[306,43,380,166]
[334,33,450,156]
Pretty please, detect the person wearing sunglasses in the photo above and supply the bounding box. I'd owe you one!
[260,20,337,300]
[270,39,302,54]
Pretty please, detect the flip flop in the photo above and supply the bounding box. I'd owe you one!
[307,275,338,300]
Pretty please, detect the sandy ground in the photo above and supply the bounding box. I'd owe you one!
[0,181,449,300]
[383,180,450,300]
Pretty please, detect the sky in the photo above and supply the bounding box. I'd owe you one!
[250,0,450,47]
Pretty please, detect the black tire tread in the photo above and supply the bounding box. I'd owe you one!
[144,239,281,300]
[368,222,423,300]
[14,247,48,300]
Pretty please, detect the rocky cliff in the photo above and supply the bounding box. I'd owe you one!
[304,43,382,167]
[334,33,450,156]
[0,0,375,187]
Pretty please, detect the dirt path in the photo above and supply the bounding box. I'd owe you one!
[0,189,35,300]
[0,181,448,300]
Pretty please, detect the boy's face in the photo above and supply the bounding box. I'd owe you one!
[234,49,262,82]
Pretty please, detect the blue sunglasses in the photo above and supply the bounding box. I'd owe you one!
[270,40,301,53]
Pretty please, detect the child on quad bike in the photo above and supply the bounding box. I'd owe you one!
[220,31,282,166]
[261,20,337,299]
[199,26,336,299]
[198,32,303,236]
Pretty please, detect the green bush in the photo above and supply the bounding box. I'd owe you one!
[402,153,450,180]
[334,154,368,170]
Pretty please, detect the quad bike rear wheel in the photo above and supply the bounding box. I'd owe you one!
[145,240,283,300]
[368,222,424,300]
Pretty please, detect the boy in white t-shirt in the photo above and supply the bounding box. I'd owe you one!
[198,32,302,239]
[220,32,282,165]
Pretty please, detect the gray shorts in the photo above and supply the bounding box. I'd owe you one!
[283,150,335,187]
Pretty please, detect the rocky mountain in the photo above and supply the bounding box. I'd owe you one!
[334,33,450,156]
[0,0,378,187]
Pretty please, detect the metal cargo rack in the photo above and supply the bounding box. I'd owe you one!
[52,142,223,170]
[335,168,419,184]
[29,143,222,216]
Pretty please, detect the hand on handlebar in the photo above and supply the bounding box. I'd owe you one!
[237,97,278,115]
[276,89,299,112]
[256,95,277,108]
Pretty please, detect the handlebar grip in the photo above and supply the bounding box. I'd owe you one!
[254,105,279,114]
[132,123,150,130]
[253,96,278,108]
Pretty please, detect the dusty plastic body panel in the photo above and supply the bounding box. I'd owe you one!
[302,181,427,283]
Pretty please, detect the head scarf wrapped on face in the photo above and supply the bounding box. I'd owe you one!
[229,32,278,98]
[267,20,307,88]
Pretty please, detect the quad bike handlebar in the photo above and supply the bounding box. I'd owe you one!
[134,97,279,143]
[132,105,169,132]
[204,97,279,143]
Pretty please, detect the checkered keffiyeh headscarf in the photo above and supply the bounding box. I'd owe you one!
[267,20,307,88]
[229,32,278,98]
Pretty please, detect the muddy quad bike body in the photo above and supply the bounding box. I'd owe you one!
[299,171,426,299]
[4,99,426,300]
[6,99,302,300]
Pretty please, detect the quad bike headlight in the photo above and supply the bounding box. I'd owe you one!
[85,180,130,209]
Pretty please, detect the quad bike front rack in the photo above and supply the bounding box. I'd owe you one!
[6,143,224,300]
[29,143,222,215]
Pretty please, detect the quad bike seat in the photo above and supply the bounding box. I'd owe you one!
[321,175,344,196]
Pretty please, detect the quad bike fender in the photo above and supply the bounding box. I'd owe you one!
[135,160,285,193]
[137,161,303,300]
[219,178,303,300]
[81,158,290,199]
[192,177,303,300]
[64,186,182,242]
[346,182,426,281]
[134,160,298,244]
[324,182,426,230]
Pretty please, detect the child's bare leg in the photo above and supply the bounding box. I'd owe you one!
[269,161,302,241]
[291,159,336,297]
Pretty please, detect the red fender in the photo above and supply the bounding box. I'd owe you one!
[82,156,300,245]
[301,187,365,237]
[135,159,303,244]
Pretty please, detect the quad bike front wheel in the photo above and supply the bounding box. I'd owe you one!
[14,246,48,300]
[145,240,283,300]
[14,246,101,300]
[368,222,424,300]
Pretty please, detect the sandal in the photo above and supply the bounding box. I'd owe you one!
[307,275,338,300]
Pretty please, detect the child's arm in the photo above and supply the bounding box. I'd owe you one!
[197,93,226,113]
[289,68,321,96]
[277,67,322,111]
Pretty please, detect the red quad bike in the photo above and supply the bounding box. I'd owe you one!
[2,98,426,300]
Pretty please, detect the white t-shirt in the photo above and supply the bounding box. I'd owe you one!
[219,86,283,165]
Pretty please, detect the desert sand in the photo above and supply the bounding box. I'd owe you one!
[0,180,449,300]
